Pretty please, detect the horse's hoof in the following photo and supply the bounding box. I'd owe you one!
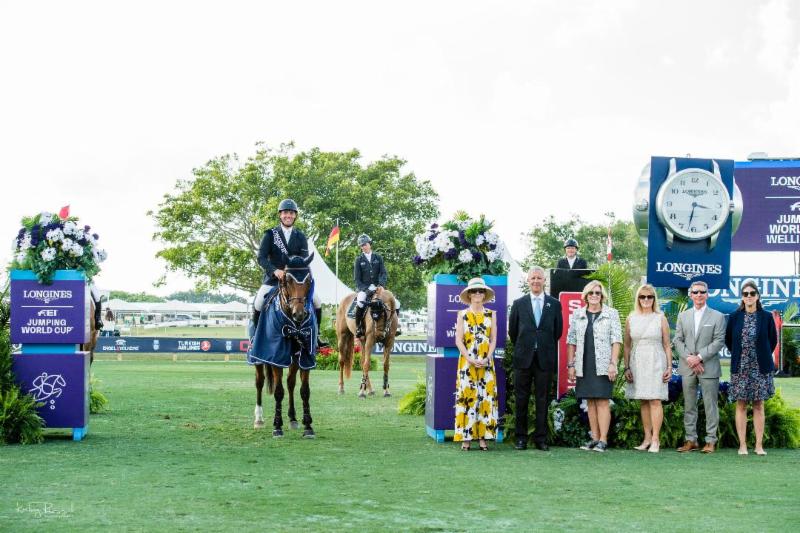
[358,391,366,399]
[303,429,316,439]
[254,420,265,429]
[368,390,376,397]
[384,390,392,397]
[290,421,299,430]
[272,429,284,438]
[338,387,345,395]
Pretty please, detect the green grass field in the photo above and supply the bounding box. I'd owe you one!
[2,358,800,532]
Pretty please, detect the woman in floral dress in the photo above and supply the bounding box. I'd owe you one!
[454,277,499,451]
[725,279,778,456]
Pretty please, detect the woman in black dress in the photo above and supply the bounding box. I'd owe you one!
[725,279,778,456]
[566,280,622,452]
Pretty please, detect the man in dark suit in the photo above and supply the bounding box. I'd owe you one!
[555,238,588,270]
[508,266,563,450]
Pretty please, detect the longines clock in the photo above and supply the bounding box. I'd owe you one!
[654,158,734,250]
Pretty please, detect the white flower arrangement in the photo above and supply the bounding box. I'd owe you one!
[412,212,509,281]
[11,211,106,284]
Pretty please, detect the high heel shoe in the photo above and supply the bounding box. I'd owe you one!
[648,443,660,453]
[634,442,651,451]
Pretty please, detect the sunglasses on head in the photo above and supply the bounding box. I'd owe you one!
[691,290,707,294]
[638,294,655,300]
[742,290,758,297]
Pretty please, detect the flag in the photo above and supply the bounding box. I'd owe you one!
[606,227,613,262]
[58,205,70,219]
[325,225,340,256]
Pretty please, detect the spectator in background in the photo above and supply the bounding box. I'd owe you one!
[556,238,588,270]
[725,279,778,456]
[102,308,116,337]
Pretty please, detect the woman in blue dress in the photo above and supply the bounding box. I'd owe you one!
[725,279,778,456]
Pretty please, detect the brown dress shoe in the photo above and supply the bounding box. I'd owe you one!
[701,442,715,453]
[677,441,699,452]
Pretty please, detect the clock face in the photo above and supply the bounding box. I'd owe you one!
[656,168,731,240]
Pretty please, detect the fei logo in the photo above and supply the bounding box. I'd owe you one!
[31,373,66,410]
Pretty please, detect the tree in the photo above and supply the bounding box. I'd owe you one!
[150,143,440,309]
[165,291,246,304]
[108,291,165,303]
[521,213,647,283]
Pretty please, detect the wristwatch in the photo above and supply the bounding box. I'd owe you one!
[655,158,734,250]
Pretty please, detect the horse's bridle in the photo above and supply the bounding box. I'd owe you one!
[367,296,393,338]
[278,269,311,321]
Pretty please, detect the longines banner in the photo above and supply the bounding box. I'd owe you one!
[96,337,438,355]
[647,156,735,288]
[732,161,800,251]
[706,276,800,314]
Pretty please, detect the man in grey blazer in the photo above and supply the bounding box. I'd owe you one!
[673,280,726,453]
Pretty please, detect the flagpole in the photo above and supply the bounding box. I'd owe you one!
[335,218,339,305]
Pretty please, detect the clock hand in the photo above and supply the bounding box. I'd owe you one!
[688,202,697,226]
[694,203,709,209]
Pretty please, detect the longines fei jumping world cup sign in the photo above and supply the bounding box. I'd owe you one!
[10,274,90,344]
[731,160,800,251]
[647,156,735,289]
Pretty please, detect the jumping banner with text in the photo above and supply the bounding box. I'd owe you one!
[732,160,800,251]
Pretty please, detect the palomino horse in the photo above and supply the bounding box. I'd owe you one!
[249,254,317,438]
[336,290,398,398]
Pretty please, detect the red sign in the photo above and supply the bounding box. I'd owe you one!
[558,292,585,398]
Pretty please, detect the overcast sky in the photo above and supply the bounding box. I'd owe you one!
[1,0,798,295]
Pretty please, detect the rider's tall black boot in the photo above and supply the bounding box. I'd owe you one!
[314,307,329,348]
[355,305,366,338]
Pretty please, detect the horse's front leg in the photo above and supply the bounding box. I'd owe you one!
[287,362,299,430]
[364,341,375,397]
[272,366,285,438]
[383,345,392,398]
[300,369,315,439]
[254,364,265,429]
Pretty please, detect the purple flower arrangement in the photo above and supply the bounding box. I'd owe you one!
[10,211,107,284]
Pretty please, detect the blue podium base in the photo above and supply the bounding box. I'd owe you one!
[426,426,504,444]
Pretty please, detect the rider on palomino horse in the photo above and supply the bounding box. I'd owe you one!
[251,198,325,346]
[353,234,401,338]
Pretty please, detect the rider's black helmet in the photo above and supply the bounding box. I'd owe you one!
[563,238,579,249]
[278,199,298,213]
[358,234,372,246]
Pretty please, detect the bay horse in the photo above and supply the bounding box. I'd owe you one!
[248,254,317,438]
[336,289,398,398]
